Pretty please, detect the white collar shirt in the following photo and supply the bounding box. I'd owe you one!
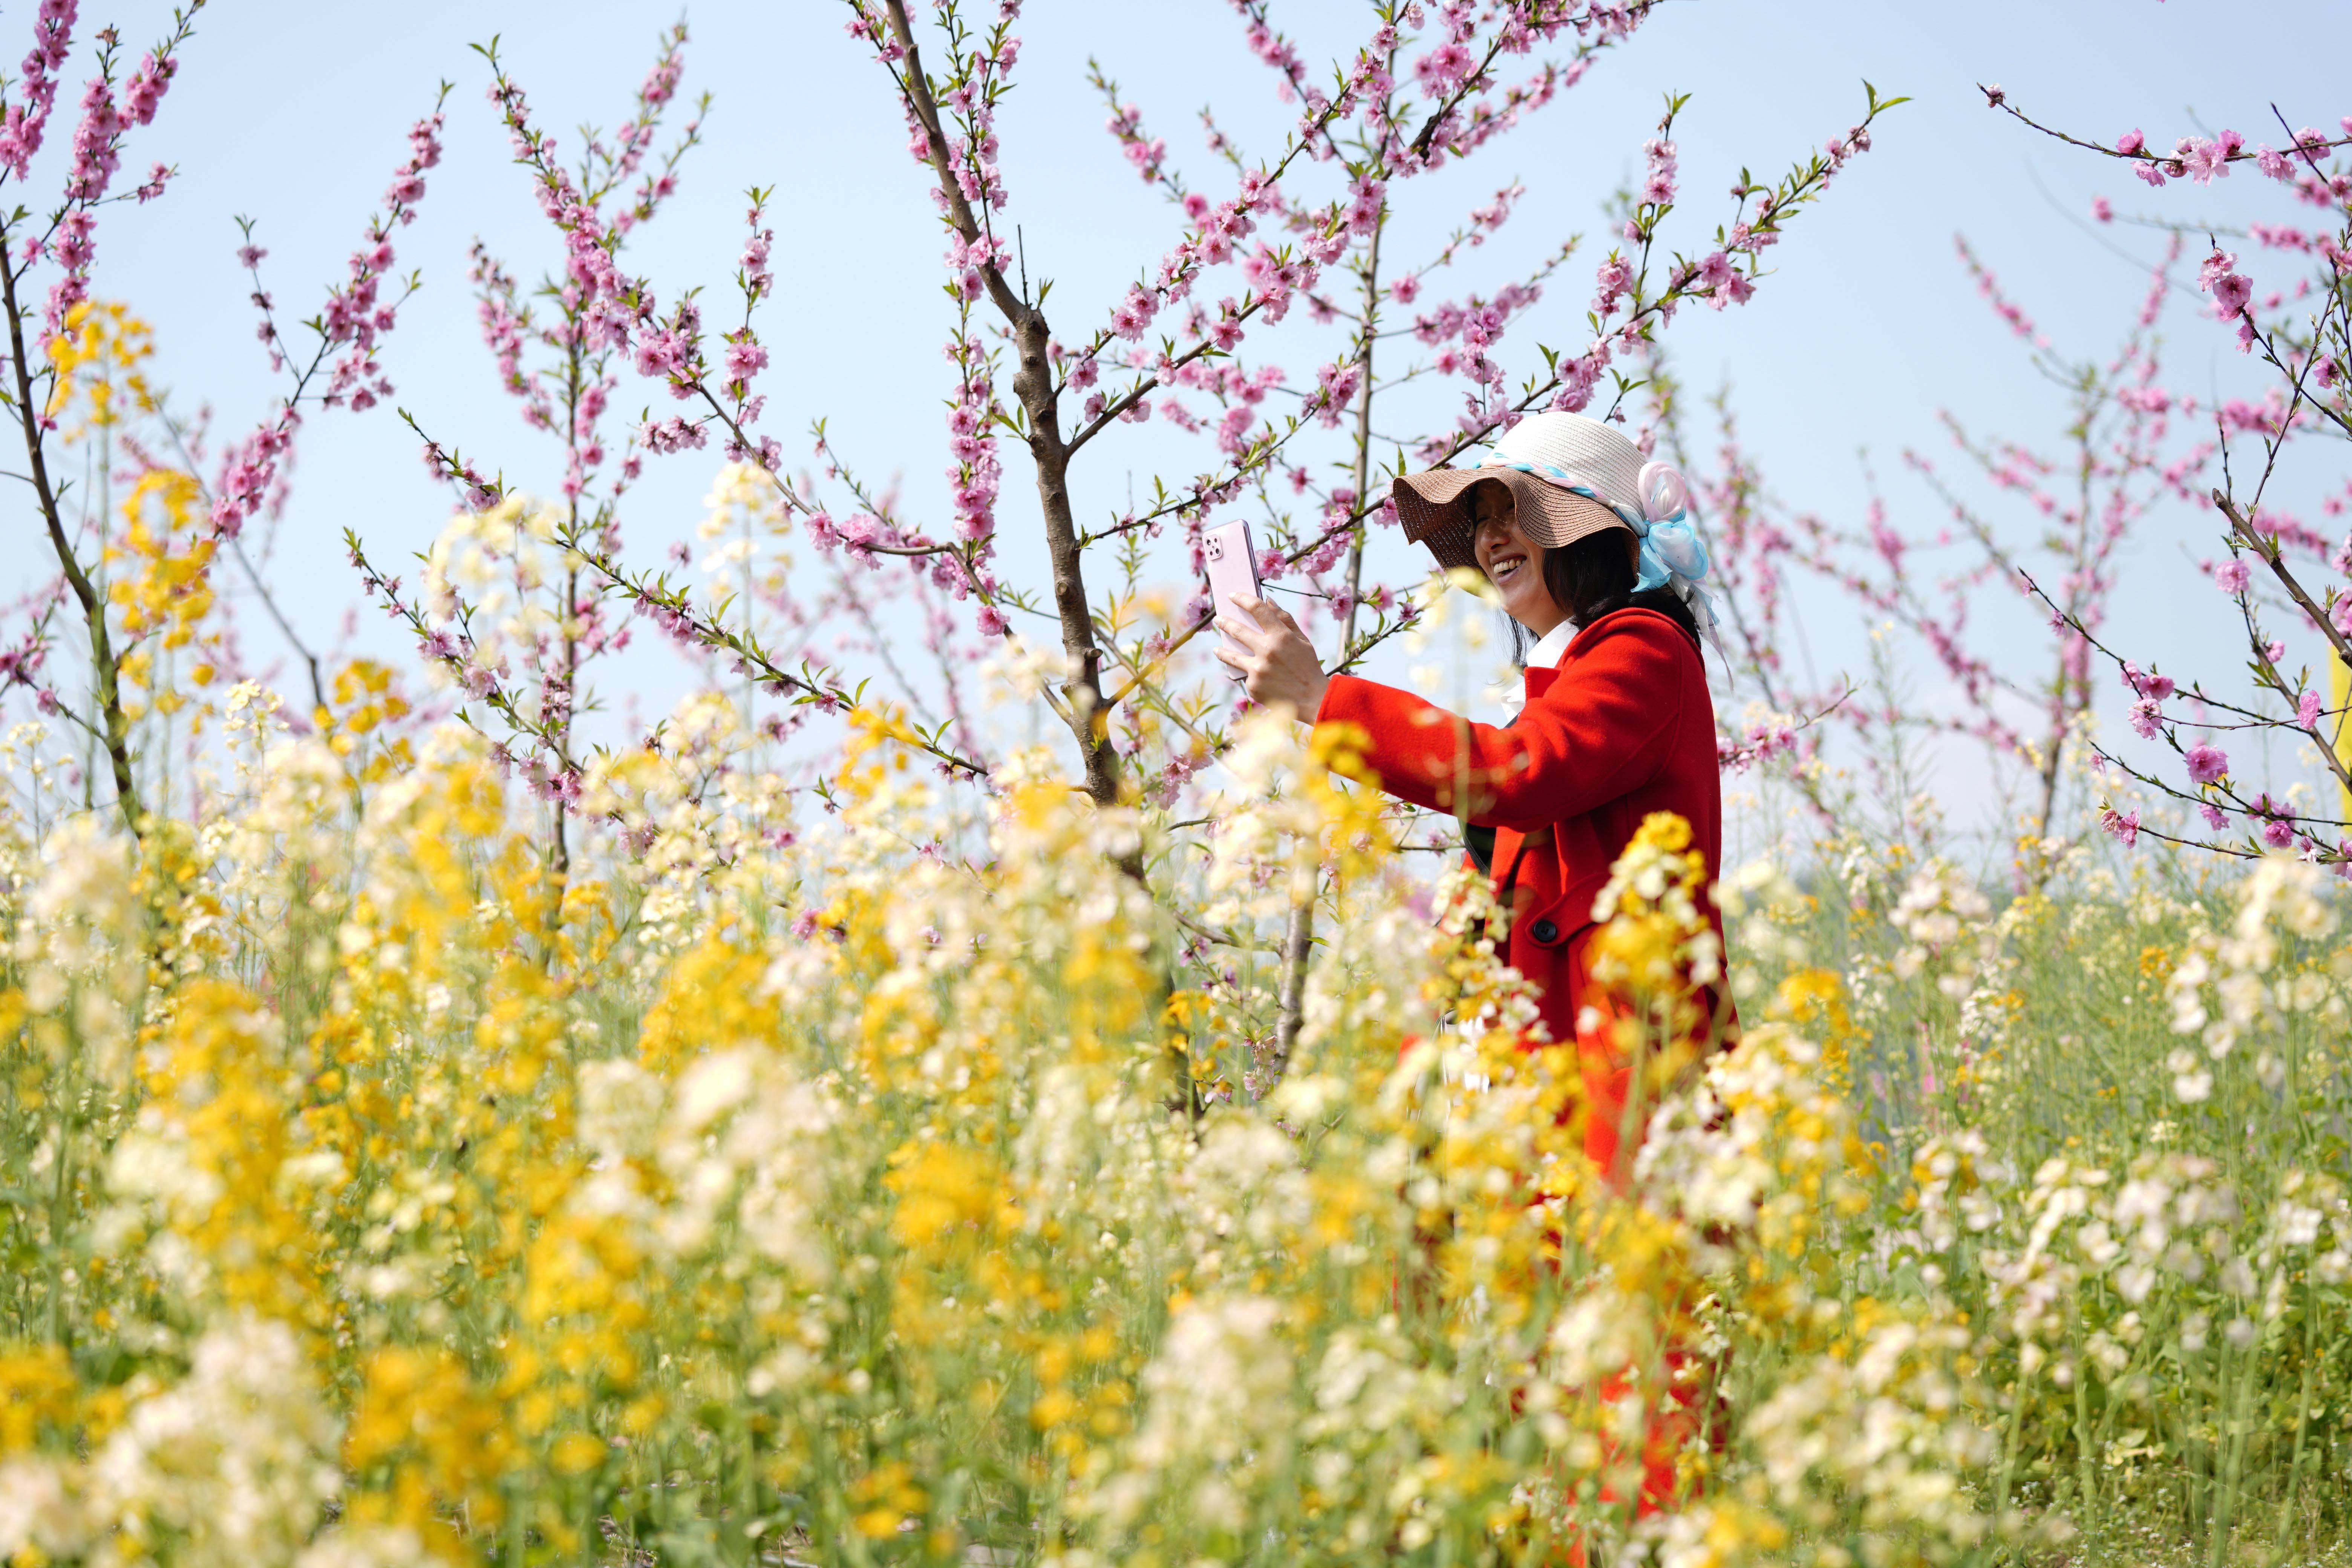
[1496,619,1577,716]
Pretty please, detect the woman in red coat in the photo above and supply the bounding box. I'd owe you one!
[1217,410,1732,1129]
[1216,410,1732,1521]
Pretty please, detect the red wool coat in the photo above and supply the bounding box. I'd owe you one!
[1314,606,1732,1078]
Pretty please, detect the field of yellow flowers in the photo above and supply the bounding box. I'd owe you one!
[0,296,2345,1568]
[0,674,2347,1568]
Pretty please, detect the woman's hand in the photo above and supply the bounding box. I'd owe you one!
[1213,592,1329,717]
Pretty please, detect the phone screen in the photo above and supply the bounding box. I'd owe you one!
[1201,520,1263,678]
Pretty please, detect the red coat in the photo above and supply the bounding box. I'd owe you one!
[1325,604,1733,1505]
[1314,606,1730,1067]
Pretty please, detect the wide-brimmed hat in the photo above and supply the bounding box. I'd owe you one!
[1392,410,1722,647]
[1391,411,1647,576]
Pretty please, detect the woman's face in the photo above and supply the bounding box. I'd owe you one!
[1469,483,1568,638]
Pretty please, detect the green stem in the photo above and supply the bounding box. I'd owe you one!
[2072,1356,2097,1528]
[43,1104,72,1349]
[2208,1329,2259,1568]
[2275,1278,2318,1544]
[1991,1355,2032,1523]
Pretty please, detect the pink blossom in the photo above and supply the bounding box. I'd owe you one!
[1412,41,1473,95]
[1109,282,1157,341]
[640,414,707,453]
[2199,248,2253,321]
[1639,136,1677,207]
[2298,689,2324,729]
[2099,807,2139,847]
[634,326,689,381]
[210,415,295,536]
[1696,250,1750,309]
[1550,345,1605,413]
[2176,131,2239,184]
[2183,743,2229,785]
[723,337,768,388]
[1592,253,1632,317]
[2090,195,2112,222]
[1215,404,1253,456]
[2115,129,2147,156]
[0,0,78,179]
[2121,662,2176,701]
[1311,358,1361,427]
[122,50,174,126]
[2212,557,2249,594]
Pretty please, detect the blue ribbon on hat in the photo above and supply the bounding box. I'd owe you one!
[1487,458,1721,646]
[1632,513,1709,593]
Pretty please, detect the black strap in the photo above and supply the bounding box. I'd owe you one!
[1464,822,1497,875]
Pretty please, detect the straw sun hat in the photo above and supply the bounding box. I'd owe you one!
[1391,411,1716,636]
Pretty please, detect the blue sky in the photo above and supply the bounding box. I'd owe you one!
[34,0,2352,843]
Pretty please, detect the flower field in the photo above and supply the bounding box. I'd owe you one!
[0,695,2346,1567]
[2,0,2350,1563]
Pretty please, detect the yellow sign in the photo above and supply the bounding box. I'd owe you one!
[2335,650,2352,821]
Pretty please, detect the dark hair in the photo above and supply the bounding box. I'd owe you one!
[1508,527,1701,662]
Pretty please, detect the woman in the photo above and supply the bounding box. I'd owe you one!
[1217,409,1733,1526]
[1217,410,1730,1129]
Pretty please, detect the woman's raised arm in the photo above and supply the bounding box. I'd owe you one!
[1314,611,1690,830]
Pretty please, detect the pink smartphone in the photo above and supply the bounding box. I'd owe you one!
[1201,519,1264,678]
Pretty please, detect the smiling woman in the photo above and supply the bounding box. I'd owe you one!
[1216,409,1733,1519]
[1216,406,1728,1103]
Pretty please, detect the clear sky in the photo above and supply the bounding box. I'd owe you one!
[35,0,2352,852]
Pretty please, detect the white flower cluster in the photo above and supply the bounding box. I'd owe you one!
[2164,855,2340,1096]
[1714,859,1812,1006]
[1739,1319,1996,1547]
[12,814,145,1082]
[1175,1113,1314,1280]
[1953,1148,2346,1390]
[1093,1293,1295,1531]
[572,1049,840,1283]
[1888,857,1996,997]
[1298,1323,1472,1554]
[1637,1027,1862,1259]
[1904,1130,2009,1260]
[0,1318,338,1568]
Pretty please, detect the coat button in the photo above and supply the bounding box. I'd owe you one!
[1530,917,1559,944]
